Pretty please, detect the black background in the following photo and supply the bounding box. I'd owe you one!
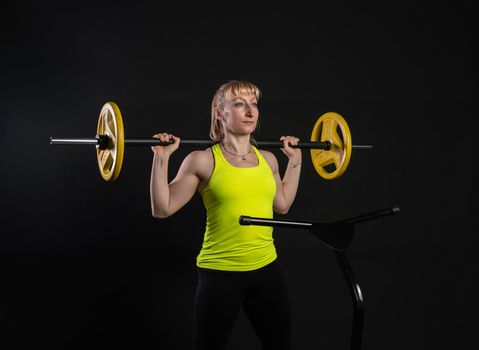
[1,1,477,349]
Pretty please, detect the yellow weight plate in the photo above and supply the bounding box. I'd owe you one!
[310,112,352,180]
[96,102,124,182]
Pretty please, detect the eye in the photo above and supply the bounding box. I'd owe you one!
[251,103,258,108]
[234,102,245,108]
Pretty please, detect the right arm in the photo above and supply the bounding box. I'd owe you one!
[150,134,202,218]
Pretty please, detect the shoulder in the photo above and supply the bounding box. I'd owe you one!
[258,149,279,172]
[183,148,213,165]
[258,149,275,161]
[181,148,214,175]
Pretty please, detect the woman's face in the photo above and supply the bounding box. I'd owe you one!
[218,93,259,135]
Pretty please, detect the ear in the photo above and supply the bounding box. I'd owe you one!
[215,108,224,121]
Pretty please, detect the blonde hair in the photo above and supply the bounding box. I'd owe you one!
[210,80,261,142]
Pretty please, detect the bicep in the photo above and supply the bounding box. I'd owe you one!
[167,154,202,214]
[261,151,286,212]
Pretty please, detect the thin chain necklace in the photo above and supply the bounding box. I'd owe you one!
[221,142,251,160]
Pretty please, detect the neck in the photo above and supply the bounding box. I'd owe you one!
[221,134,251,154]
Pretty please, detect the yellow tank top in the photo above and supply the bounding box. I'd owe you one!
[197,143,277,271]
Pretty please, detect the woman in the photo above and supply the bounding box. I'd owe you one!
[150,80,302,350]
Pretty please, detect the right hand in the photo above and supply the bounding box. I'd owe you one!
[151,133,180,157]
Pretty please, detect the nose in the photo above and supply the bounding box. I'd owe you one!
[245,104,254,117]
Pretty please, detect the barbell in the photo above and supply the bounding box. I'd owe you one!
[49,102,372,181]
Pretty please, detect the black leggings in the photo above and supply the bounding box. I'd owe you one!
[194,260,291,350]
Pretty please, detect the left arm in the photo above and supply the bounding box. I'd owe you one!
[261,136,302,214]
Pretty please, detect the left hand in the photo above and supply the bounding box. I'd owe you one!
[280,136,302,163]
